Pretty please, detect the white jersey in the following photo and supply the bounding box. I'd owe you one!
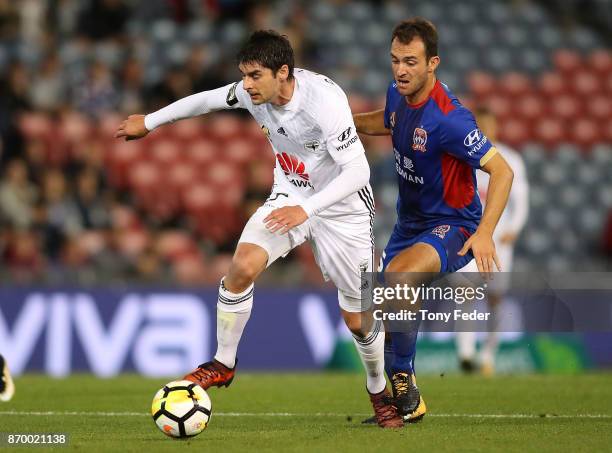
[225,68,371,222]
[476,143,529,240]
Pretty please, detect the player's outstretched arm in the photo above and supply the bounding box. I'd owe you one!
[459,152,514,273]
[115,83,245,140]
[353,109,390,136]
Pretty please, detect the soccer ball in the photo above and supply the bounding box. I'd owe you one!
[151,380,212,438]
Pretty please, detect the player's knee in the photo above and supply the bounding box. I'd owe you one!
[344,314,368,337]
[226,254,264,291]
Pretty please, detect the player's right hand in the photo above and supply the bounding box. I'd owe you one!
[115,114,148,141]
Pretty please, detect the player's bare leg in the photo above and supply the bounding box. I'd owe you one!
[343,308,403,428]
[384,243,438,422]
[184,243,268,389]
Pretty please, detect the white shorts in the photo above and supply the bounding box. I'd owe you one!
[238,189,374,312]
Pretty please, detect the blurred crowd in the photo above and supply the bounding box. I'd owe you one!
[0,0,610,284]
[0,0,346,285]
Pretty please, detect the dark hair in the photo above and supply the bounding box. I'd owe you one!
[237,30,294,79]
[391,18,438,60]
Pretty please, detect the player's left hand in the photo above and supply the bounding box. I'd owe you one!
[264,205,309,234]
[458,230,501,274]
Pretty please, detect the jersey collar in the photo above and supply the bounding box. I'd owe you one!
[406,79,442,109]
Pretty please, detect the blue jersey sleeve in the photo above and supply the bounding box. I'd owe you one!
[440,107,494,168]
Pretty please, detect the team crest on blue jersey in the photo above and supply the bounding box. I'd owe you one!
[431,225,450,239]
[412,127,428,152]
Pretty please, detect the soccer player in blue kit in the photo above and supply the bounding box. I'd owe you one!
[354,18,514,423]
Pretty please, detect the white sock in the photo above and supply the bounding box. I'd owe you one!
[214,278,254,369]
[481,305,499,368]
[456,331,477,361]
[352,318,386,394]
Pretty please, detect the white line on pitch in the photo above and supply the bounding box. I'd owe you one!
[0,411,611,419]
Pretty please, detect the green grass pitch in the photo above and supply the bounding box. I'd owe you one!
[1,373,611,452]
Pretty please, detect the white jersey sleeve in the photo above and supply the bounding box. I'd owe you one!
[319,92,367,166]
[144,81,250,130]
[301,153,370,217]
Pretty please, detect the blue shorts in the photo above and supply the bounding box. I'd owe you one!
[380,224,475,272]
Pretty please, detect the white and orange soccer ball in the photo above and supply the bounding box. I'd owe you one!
[151,380,212,438]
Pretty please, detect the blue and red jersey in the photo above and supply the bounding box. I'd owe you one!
[384,80,497,231]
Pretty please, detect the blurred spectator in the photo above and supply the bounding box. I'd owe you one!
[0,62,30,163]
[146,66,193,111]
[0,159,37,229]
[73,61,119,117]
[117,58,146,113]
[74,167,111,230]
[0,0,19,42]
[77,0,130,41]
[42,169,82,239]
[2,230,45,282]
[30,53,67,112]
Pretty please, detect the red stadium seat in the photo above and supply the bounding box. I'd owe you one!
[553,49,582,75]
[515,94,546,121]
[169,118,205,143]
[605,74,612,94]
[549,94,583,120]
[129,160,159,187]
[570,118,601,150]
[151,140,181,166]
[207,161,243,188]
[156,230,197,261]
[183,184,217,214]
[107,141,144,188]
[602,119,612,144]
[538,72,566,97]
[18,113,53,140]
[483,93,512,120]
[187,139,218,167]
[225,138,256,165]
[587,95,612,120]
[467,71,496,99]
[98,112,124,140]
[167,161,197,191]
[498,118,531,148]
[60,112,92,144]
[588,50,612,76]
[571,70,601,96]
[533,117,567,148]
[209,114,244,141]
[498,72,531,97]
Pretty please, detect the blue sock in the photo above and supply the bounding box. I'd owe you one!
[383,336,394,380]
[390,320,420,375]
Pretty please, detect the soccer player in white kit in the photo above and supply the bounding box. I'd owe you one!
[116,30,403,428]
[456,107,529,374]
